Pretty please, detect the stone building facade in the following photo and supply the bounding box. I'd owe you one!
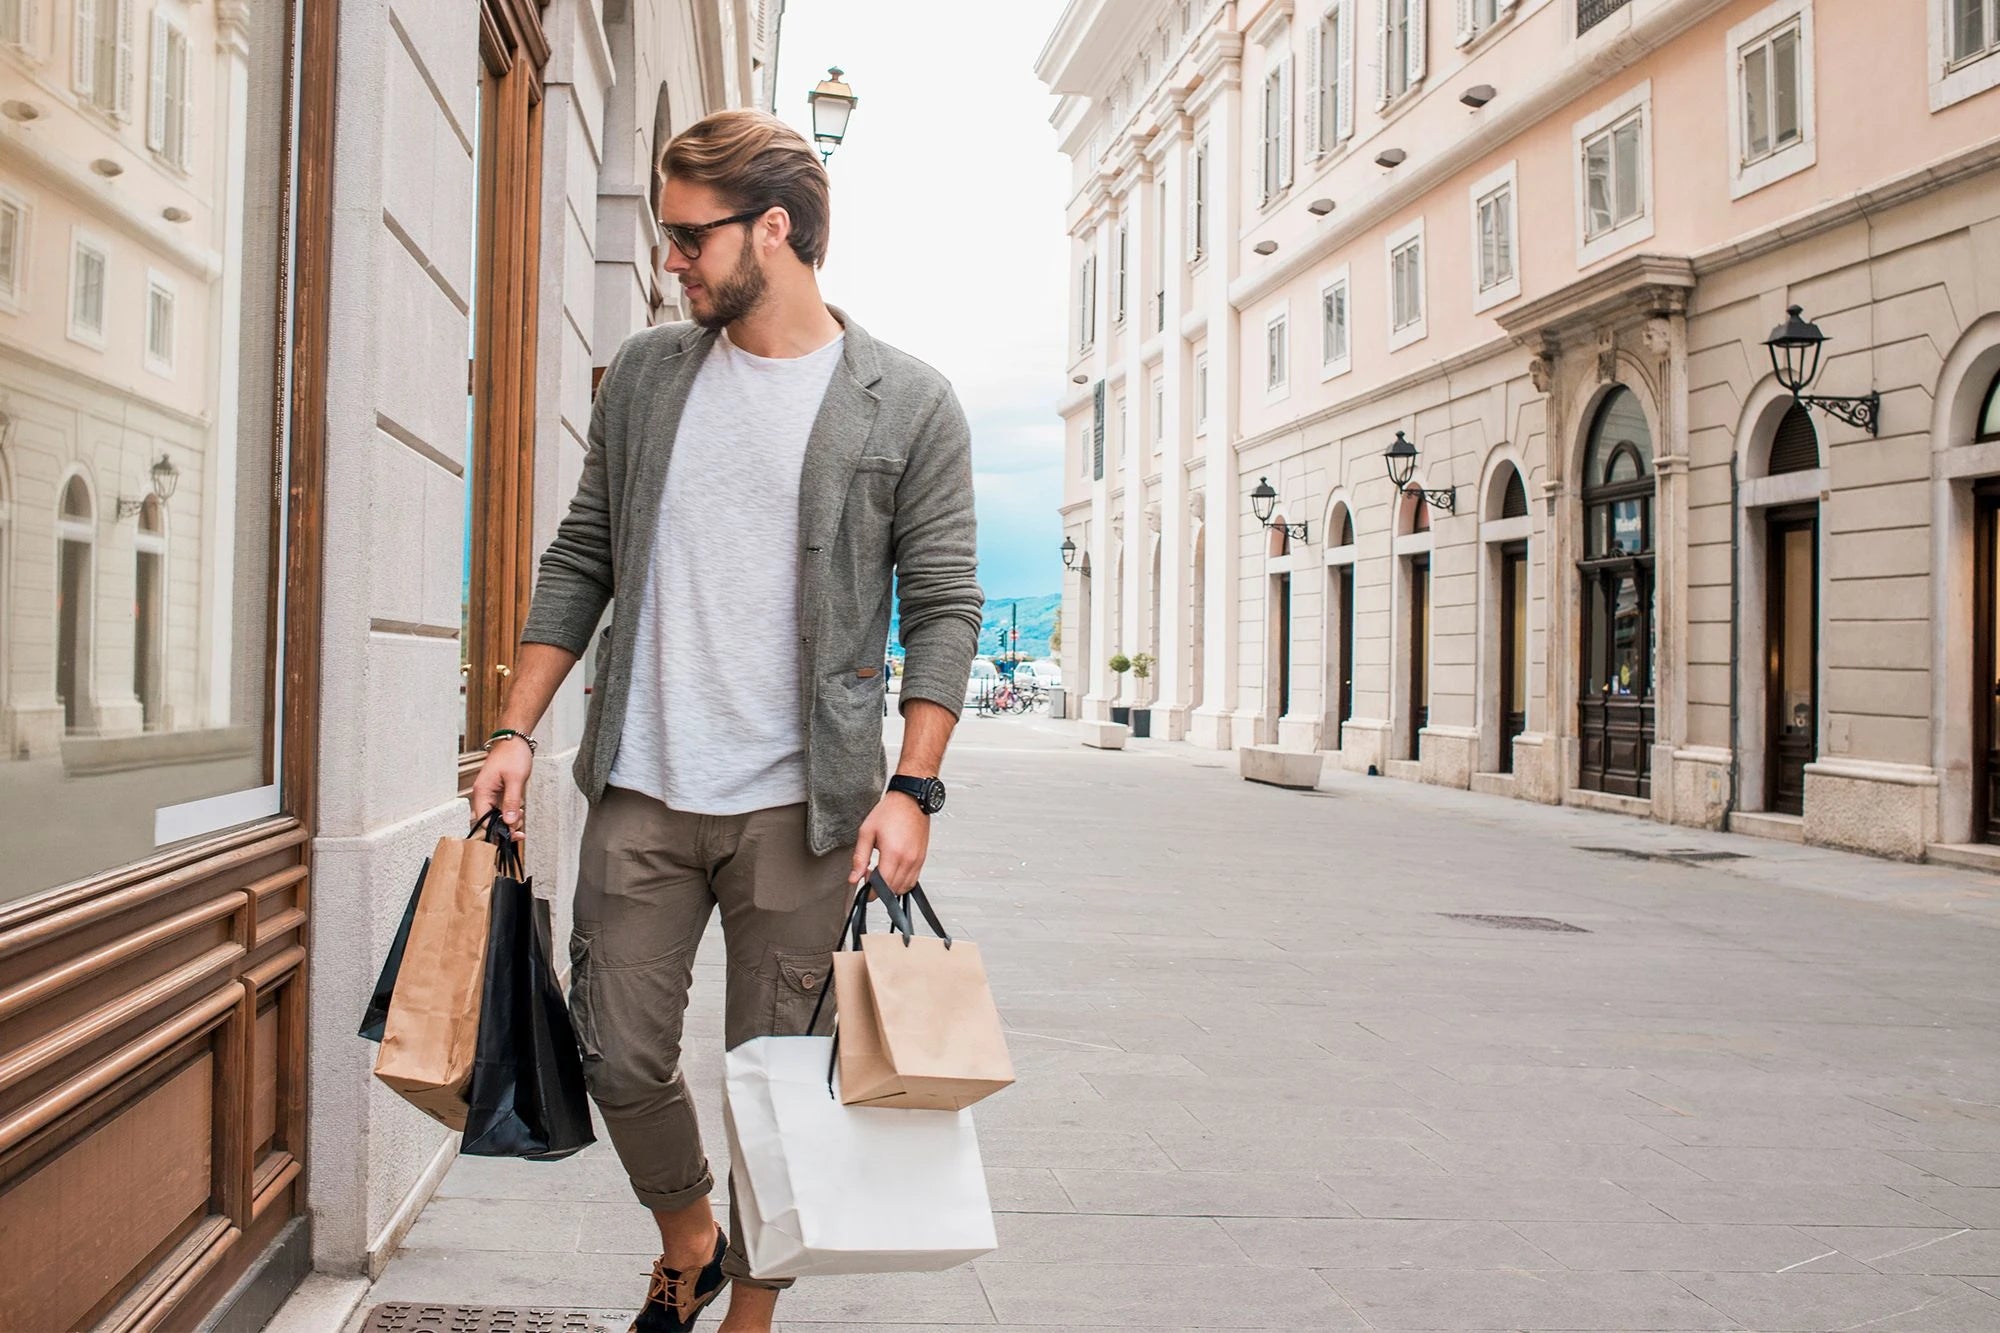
[1039,0,2000,865]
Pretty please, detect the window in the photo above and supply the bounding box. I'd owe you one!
[1470,161,1520,311]
[145,271,174,374]
[1266,311,1289,396]
[69,230,107,346]
[1377,0,1425,106]
[1728,1,1816,197]
[1573,82,1653,265]
[1188,137,1209,263]
[1195,352,1209,433]
[1932,0,2000,109]
[1320,266,1351,377]
[1151,376,1165,452]
[1308,1,1354,159]
[1078,253,1096,352]
[1154,180,1167,329]
[73,0,133,119]
[0,190,26,309]
[148,15,193,170]
[1457,0,1517,44]
[1259,58,1292,204]
[1951,0,1999,64]
[1579,0,1635,34]
[1387,218,1426,348]
[1116,395,1128,472]
[1,0,30,48]
[1114,224,1128,325]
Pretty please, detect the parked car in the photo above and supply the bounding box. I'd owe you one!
[1012,660,1063,691]
[963,658,1001,709]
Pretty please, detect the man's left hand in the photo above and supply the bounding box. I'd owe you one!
[850,792,930,896]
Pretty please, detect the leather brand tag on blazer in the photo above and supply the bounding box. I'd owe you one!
[856,668,880,679]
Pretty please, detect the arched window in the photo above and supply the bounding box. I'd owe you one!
[135,496,167,728]
[62,475,93,520]
[1332,503,1354,547]
[1768,402,1820,475]
[1979,368,2000,443]
[56,474,96,732]
[1578,386,1656,796]
[1500,464,1528,518]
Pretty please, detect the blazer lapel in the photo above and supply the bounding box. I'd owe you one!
[620,326,716,579]
[796,314,884,642]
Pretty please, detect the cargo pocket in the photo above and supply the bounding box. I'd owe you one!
[771,949,835,1037]
[566,931,603,1061]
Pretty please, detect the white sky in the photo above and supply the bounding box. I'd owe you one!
[772,0,1073,599]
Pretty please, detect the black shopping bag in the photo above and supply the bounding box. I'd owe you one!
[461,838,596,1160]
[358,858,429,1043]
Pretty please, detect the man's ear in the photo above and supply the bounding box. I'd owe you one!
[760,205,795,256]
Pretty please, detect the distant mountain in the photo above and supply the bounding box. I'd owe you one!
[890,593,1060,660]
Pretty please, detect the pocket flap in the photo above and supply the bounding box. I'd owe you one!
[776,950,833,995]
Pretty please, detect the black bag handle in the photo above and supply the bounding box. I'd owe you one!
[471,808,525,881]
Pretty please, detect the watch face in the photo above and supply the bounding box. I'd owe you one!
[922,778,947,814]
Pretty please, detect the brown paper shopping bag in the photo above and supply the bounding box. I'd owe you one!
[834,877,1014,1111]
[373,817,503,1128]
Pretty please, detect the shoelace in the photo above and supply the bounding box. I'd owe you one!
[644,1256,697,1315]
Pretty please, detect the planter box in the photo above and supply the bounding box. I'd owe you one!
[1129,709,1152,739]
[1109,706,1131,726]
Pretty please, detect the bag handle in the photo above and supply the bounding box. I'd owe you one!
[863,870,953,948]
[471,808,525,881]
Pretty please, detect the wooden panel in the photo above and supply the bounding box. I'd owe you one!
[0,1056,214,1333]
[251,1004,278,1157]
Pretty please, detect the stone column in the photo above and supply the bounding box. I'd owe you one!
[1152,99,1191,740]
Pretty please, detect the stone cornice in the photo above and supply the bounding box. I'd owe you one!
[1493,254,1697,347]
[1244,0,1294,47]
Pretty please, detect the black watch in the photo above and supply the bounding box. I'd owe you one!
[887,774,947,815]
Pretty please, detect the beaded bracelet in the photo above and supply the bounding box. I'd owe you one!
[483,728,538,755]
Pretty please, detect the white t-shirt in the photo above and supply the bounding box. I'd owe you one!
[607,328,846,814]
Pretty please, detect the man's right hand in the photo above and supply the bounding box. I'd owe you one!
[469,737,534,841]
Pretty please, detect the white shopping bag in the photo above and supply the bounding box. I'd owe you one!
[723,1035,998,1280]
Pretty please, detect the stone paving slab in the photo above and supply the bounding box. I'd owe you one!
[356,715,2000,1329]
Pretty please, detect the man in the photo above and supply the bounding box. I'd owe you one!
[469,110,981,1333]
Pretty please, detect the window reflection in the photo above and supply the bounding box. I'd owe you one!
[0,1,290,903]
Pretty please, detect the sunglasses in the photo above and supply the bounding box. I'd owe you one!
[661,207,770,260]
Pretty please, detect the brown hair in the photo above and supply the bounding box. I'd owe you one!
[661,110,831,268]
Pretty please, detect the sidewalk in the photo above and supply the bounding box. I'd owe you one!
[306,714,2000,1331]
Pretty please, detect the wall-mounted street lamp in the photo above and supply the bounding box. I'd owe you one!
[1060,536,1078,569]
[1383,431,1456,513]
[117,453,180,519]
[1763,305,1880,436]
[807,67,858,163]
[1251,477,1308,542]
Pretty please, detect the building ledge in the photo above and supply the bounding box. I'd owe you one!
[1567,787,1652,819]
[1926,843,2000,876]
[1730,810,1805,844]
[1470,771,1517,799]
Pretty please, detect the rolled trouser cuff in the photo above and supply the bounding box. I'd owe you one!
[630,1168,716,1215]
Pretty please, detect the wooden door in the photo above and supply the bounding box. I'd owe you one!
[1337,565,1355,733]
[1499,542,1527,773]
[1766,508,1818,816]
[1977,486,2000,843]
[1276,574,1292,721]
[1409,556,1430,758]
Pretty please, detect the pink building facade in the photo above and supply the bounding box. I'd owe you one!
[1040,0,2000,863]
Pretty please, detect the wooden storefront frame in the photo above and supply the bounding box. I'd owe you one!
[0,0,335,1325]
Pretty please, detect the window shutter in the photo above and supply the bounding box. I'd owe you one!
[1768,402,1820,474]
[113,0,133,119]
[1337,4,1355,139]
[147,15,166,152]
[1304,24,1321,159]
[1187,146,1204,260]
[1374,0,1390,107]
[1498,0,1518,10]
[1501,467,1528,518]
[1278,58,1293,189]
[1455,0,1473,45]
[73,0,94,94]
[1407,0,1427,87]
[1093,380,1106,480]
[175,30,191,167]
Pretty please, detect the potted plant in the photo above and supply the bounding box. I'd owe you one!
[1107,654,1131,725]
[1128,654,1154,738]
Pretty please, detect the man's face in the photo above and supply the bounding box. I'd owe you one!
[659,178,770,330]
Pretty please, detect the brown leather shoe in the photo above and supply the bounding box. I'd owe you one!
[629,1228,728,1332]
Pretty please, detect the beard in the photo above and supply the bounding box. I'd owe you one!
[690,241,768,329]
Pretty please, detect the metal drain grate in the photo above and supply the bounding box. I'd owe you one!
[1576,845,1748,864]
[360,1306,625,1333]
[1440,912,1591,933]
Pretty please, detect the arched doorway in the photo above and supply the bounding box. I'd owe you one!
[56,475,95,734]
[1972,371,2000,841]
[1762,403,1821,815]
[135,495,167,729]
[1077,551,1094,705]
[1267,515,1292,739]
[1484,464,1530,774]
[1325,502,1355,749]
[1578,387,1656,796]
[1399,490,1431,762]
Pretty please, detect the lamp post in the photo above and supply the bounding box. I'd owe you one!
[1382,431,1456,513]
[1250,477,1308,542]
[1763,305,1881,436]
[806,67,857,163]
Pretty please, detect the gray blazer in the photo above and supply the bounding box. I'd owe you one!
[519,311,984,854]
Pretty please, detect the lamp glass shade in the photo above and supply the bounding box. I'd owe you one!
[1763,304,1825,395]
[1383,431,1418,490]
[1250,477,1277,524]
[808,69,856,150]
[1060,536,1077,568]
[151,454,180,502]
